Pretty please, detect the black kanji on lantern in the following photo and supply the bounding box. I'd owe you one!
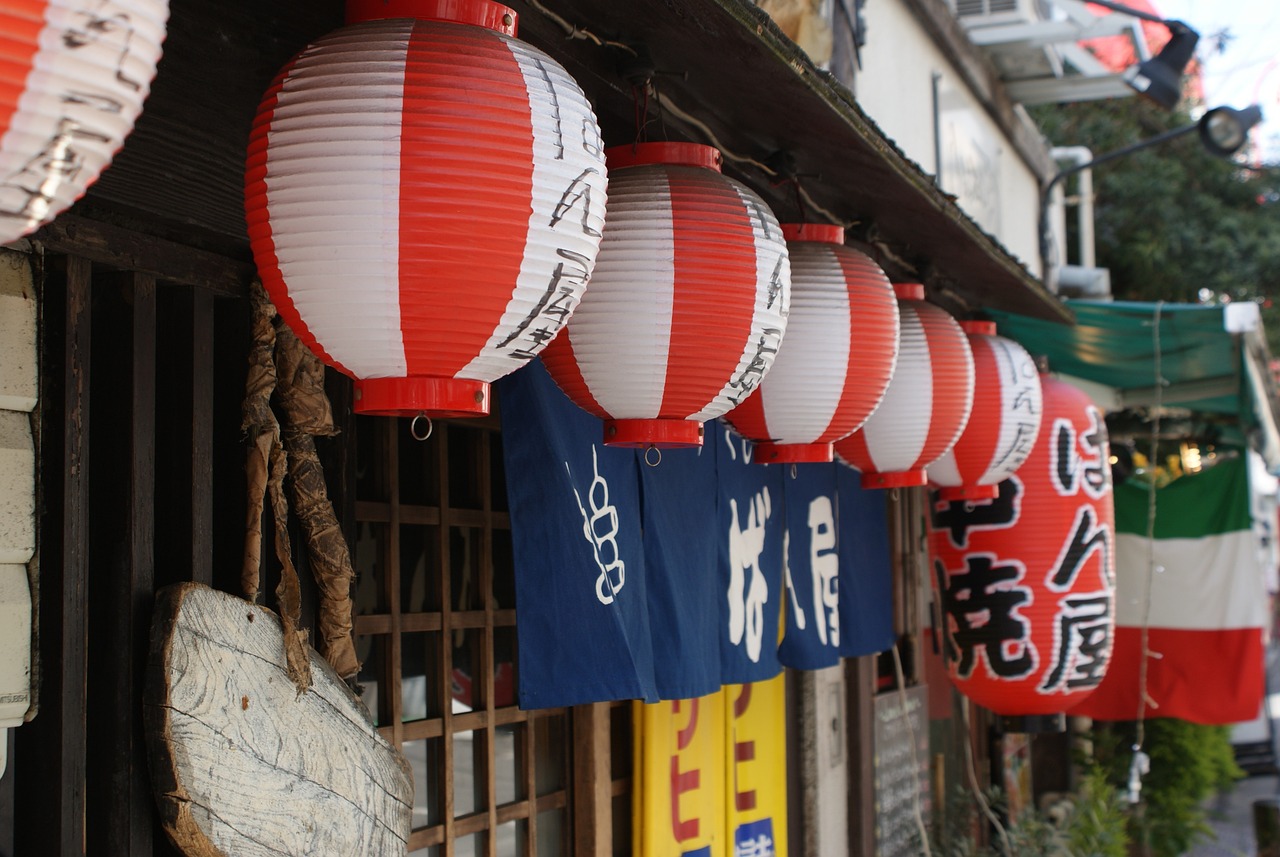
[930,478,1022,549]
[1052,408,1110,500]
[935,555,1034,680]
[1047,505,1112,590]
[1040,593,1112,692]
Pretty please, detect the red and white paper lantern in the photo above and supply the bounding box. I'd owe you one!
[245,0,607,418]
[835,284,973,487]
[0,0,168,242]
[724,223,898,463]
[541,142,790,449]
[928,375,1114,729]
[928,321,1042,500]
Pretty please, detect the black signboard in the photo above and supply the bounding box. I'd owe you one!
[873,685,931,857]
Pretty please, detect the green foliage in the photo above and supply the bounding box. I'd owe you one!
[929,769,1130,857]
[1092,719,1244,856]
[1028,99,1280,354]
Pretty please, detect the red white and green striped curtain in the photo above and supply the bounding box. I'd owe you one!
[1071,454,1267,725]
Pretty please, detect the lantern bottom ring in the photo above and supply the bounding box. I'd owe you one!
[861,468,928,489]
[999,713,1067,734]
[753,441,834,464]
[355,376,490,419]
[935,483,1001,502]
[603,418,704,449]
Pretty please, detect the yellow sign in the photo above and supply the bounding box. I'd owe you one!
[635,675,787,857]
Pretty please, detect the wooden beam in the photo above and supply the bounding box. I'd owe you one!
[14,255,92,855]
[845,656,877,857]
[32,215,252,297]
[122,272,158,854]
[572,702,612,857]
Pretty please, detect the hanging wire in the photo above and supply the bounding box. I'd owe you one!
[522,0,637,53]
[959,696,1013,856]
[521,0,851,229]
[1130,301,1165,801]
[891,643,935,857]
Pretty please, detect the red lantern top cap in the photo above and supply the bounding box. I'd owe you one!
[605,142,723,172]
[894,282,925,301]
[781,223,845,244]
[346,0,518,34]
[959,320,997,336]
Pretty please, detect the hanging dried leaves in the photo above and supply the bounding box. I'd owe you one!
[241,281,360,690]
[275,323,359,683]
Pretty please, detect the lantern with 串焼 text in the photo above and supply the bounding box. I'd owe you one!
[0,0,169,243]
[927,321,1042,500]
[244,0,607,418]
[724,223,898,464]
[927,374,1115,732]
[540,142,790,449]
[834,283,973,487]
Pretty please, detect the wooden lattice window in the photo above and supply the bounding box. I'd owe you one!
[351,412,627,856]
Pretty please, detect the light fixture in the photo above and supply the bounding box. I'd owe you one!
[1123,20,1199,110]
[1086,0,1200,111]
[1038,103,1264,282]
[1199,105,1265,157]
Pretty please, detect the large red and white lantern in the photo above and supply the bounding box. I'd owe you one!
[245,0,607,418]
[927,375,1115,730]
[0,0,168,242]
[835,284,973,487]
[928,321,1042,500]
[724,223,898,463]
[541,142,790,449]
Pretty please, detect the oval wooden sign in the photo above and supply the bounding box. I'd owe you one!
[145,583,412,855]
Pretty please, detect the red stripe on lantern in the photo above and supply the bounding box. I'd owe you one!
[662,169,758,418]
[916,302,974,463]
[836,285,973,488]
[398,19,535,380]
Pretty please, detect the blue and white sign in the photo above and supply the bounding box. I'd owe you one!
[715,422,784,685]
[778,463,841,670]
[497,360,658,708]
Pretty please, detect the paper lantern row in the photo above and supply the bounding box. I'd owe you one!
[242,0,1040,499]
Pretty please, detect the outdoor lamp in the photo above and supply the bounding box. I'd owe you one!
[1123,20,1199,110]
[1086,0,1200,111]
[1199,105,1265,157]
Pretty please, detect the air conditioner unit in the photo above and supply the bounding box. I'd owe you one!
[955,0,1047,27]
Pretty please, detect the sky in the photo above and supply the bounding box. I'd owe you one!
[1153,0,1280,163]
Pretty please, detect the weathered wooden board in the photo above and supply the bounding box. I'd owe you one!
[144,583,412,856]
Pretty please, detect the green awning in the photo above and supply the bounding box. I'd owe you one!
[987,300,1280,469]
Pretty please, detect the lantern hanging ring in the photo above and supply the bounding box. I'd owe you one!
[643,445,662,467]
[410,414,433,442]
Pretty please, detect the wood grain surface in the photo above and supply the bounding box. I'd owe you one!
[144,583,412,856]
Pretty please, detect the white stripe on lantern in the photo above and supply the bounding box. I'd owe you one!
[262,24,409,380]
[564,168,675,418]
[757,243,850,442]
[0,0,167,238]
[691,180,790,422]
[459,35,606,380]
[858,303,933,471]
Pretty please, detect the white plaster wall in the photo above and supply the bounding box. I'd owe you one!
[0,249,36,745]
[798,664,849,853]
[855,1,1044,271]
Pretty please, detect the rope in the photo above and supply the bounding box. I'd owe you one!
[1130,300,1165,801]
